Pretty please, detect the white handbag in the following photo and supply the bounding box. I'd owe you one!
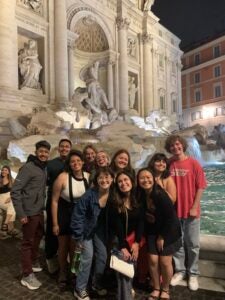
[110,251,134,278]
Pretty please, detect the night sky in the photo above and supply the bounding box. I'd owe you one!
[151,0,225,50]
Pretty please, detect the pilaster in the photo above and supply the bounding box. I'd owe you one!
[116,17,130,114]
[54,0,69,108]
[0,0,18,90]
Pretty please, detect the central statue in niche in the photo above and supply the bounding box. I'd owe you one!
[73,60,118,129]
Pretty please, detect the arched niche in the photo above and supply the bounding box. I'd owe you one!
[67,6,114,51]
[67,6,116,107]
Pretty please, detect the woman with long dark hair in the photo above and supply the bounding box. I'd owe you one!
[110,170,144,300]
[137,168,181,300]
[148,153,176,203]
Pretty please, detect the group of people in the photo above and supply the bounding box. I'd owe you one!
[3,134,206,300]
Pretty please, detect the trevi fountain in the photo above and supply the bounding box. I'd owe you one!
[0,0,224,281]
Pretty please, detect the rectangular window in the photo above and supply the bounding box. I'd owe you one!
[191,111,202,121]
[215,85,221,98]
[195,90,201,102]
[159,54,164,68]
[215,107,222,116]
[172,99,177,113]
[160,95,165,110]
[191,112,196,121]
[216,107,225,116]
[194,53,200,65]
[214,65,221,77]
[194,73,200,83]
[214,45,220,58]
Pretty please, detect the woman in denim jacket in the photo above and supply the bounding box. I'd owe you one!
[71,167,114,300]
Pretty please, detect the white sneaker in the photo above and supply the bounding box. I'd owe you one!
[21,273,42,290]
[170,272,185,286]
[188,276,199,291]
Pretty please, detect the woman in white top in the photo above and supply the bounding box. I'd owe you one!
[52,150,89,287]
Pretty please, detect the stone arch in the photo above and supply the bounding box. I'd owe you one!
[67,5,114,51]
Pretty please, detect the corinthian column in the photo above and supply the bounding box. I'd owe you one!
[142,34,153,116]
[0,0,17,89]
[54,0,69,107]
[117,17,130,114]
[107,59,114,108]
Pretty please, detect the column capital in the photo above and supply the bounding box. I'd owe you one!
[141,33,153,45]
[116,17,130,30]
[108,59,114,65]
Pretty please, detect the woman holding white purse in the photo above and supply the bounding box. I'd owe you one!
[110,170,144,300]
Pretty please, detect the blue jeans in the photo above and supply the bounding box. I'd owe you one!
[76,234,107,291]
[117,272,133,300]
[173,217,200,276]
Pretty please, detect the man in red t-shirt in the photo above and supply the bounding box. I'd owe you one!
[164,135,207,291]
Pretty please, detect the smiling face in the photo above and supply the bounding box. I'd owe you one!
[85,147,96,163]
[1,167,9,178]
[153,159,167,174]
[58,141,71,159]
[138,170,154,192]
[97,172,113,191]
[69,155,83,174]
[169,140,184,157]
[117,173,132,193]
[96,151,109,167]
[35,147,50,162]
[114,152,129,170]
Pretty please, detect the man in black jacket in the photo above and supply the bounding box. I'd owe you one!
[11,140,51,290]
[45,138,72,274]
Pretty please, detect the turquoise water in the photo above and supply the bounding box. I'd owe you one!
[201,165,225,236]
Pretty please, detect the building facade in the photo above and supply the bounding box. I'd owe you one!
[0,0,182,147]
[182,34,225,131]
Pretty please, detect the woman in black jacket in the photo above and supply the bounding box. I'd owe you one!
[110,170,144,300]
[137,168,181,300]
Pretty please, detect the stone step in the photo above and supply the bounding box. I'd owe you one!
[199,259,225,280]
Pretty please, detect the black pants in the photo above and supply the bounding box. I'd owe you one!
[45,203,58,259]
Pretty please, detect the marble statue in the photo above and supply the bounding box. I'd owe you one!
[143,0,155,11]
[28,0,42,11]
[128,77,138,109]
[18,39,42,90]
[127,38,136,57]
[8,119,27,139]
[85,61,111,110]
[19,0,42,13]
[130,109,178,135]
[75,61,118,129]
